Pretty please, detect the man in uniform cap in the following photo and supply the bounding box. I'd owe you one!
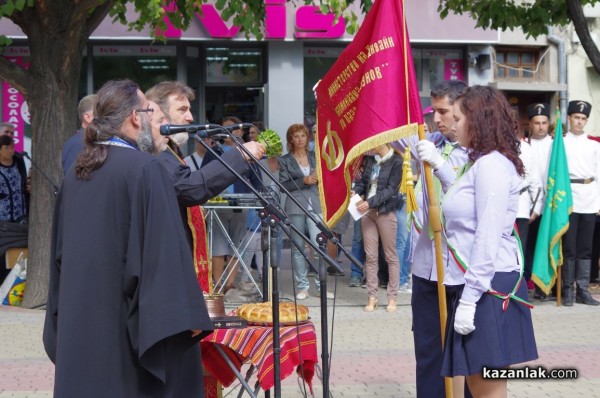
[524,102,553,299]
[562,100,600,306]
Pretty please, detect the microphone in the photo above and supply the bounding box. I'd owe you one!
[204,123,255,136]
[159,123,221,136]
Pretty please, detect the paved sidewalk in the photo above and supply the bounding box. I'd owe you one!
[2,251,600,397]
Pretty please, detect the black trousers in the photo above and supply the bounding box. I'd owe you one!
[516,218,530,280]
[563,212,596,261]
[411,276,472,398]
[591,216,600,282]
[525,215,542,281]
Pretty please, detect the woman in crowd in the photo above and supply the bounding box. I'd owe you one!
[279,123,333,300]
[0,135,28,224]
[418,85,538,396]
[353,143,403,312]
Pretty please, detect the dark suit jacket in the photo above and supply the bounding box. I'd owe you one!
[61,129,84,175]
[158,147,250,250]
[201,145,262,193]
[353,153,403,214]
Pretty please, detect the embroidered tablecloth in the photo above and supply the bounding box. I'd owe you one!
[201,322,318,391]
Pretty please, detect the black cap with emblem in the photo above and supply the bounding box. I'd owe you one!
[526,103,550,120]
[567,100,592,117]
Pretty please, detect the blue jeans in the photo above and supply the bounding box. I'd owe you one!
[289,213,322,291]
[396,202,411,285]
[350,219,365,278]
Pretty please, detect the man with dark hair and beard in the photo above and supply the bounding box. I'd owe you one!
[43,79,213,397]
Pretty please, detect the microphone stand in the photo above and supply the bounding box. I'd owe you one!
[193,135,286,398]
[192,129,360,398]
[260,207,278,398]
[202,130,361,398]
[22,153,59,196]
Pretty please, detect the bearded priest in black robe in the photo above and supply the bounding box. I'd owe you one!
[43,79,213,397]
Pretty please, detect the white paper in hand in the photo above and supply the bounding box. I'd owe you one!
[348,194,368,221]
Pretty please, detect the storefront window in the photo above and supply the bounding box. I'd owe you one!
[205,47,263,84]
[92,45,177,92]
[303,46,345,127]
[304,46,463,120]
[204,86,263,124]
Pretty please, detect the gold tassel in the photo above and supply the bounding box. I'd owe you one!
[405,168,418,214]
[400,146,410,195]
[401,146,418,214]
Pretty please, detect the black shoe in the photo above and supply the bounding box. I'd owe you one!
[327,265,345,276]
[534,292,555,302]
[533,291,545,300]
[379,281,388,288]
[576,294,600,306]
[534,287,554,302]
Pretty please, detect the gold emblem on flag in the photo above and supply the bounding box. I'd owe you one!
[321,120,344,171]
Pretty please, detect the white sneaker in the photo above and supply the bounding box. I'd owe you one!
[296,290,309,300]
[399,283,412,293]
[238,281,255,292]
[317,291,335,299]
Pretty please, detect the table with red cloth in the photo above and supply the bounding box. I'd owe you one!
[200,322,318,392]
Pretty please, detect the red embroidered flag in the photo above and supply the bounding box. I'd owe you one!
[168,147,212,293]
[315,0,422,227]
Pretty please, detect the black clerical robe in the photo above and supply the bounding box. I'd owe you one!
[158,146,252,251]
[43,146,213,397]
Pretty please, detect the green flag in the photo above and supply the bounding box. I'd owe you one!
[531,112,573,295]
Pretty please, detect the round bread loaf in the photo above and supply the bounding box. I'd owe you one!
[237,302,309,324]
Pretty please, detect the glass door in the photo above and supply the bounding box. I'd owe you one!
[203,45,266,125]
[204,86,263,124]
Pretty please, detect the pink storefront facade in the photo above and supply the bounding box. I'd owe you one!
[0,1,498,152]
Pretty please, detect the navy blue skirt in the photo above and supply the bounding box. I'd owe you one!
[441,271,538,376]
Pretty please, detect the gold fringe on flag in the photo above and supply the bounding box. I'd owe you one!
[400,146,418,214]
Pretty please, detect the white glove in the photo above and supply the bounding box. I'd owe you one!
[454,299,477,335]
[416,139,445,169]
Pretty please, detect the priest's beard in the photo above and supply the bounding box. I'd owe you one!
[169,132,189,147]
[137,116,157,154]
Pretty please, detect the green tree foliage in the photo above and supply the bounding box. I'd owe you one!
[438,0,600,74]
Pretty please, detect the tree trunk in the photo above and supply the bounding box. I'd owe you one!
[12,3,91,308]
[20,45,82,309]
[0,1,115,308]
[566,0,600,75]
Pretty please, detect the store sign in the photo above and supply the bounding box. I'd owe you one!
[93,45,176,56]
[304,47,344,58]
[1,57,29,152]
[162,0,345,39]
[444,59,463,81]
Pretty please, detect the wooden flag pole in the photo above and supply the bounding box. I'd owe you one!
[417,124,453,398]
[557,265,562,306]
